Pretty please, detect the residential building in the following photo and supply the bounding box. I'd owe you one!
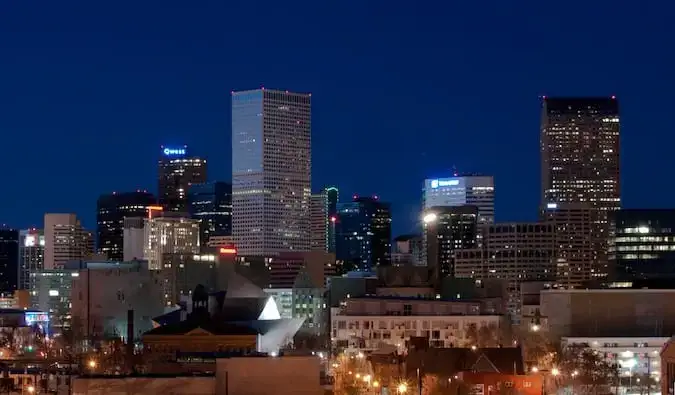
[0,228,19,293]
[143,212,200,270]
[158,145,207,213]
[335,196,392,271]
[18,229,44,290]
[96,191,156,260]
[231,89,311,256]
[423,206,478,281]
[187,181,232,247]
[43,213,89,269]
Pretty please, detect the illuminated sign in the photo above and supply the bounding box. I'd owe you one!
[430,179,460,189]
[219,247,237,255]
[546,203,557,209]
[163,147,186,156]
[25,312,49,325]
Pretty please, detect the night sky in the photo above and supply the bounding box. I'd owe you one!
[1,1,674,237]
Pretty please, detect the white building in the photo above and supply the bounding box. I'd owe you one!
[43,213,89,269]
[143,213,200,270]
[264,288,293,319]
[231,89,311,256]
[331,296,503,352]
[123,217,145,261]
[423,175,495,225]
[18,229,45,290]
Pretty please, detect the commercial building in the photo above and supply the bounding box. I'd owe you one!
[324,186,339,253]
[96,191,157,260]
[391,234,423,266]
[423,175,495,225]
[309,192,328,252]
[18,229,44,290]
[540,97,621,286]
[231,89,311,256]
[143,212,200,270]
[455,223,557,321]
[0,228,19,293]
[43,213,90,269]
[335,196,392,271]
[123,217,145,261]
[30,268,78,331]
[158,145,207,213]
[423,206,478,281]
[188,181,232,247]
[608,209,675,280]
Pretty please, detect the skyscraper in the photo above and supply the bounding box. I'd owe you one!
[0,228,19,293]
[96,191,156,260]
[44,213,89,269]
[540,97,620,286]
[335,196,392,271]
[18,228,44,290]
[310,192,328,252]
[423,175,495,225]
[423,206,478,282]
[187,181,232,247]
[325,186,339,253]
[158,145,207,213]
[231,88,311,256]
[143,212,200,270]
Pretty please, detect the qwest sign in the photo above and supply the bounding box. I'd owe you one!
[163,148,186,156]
[430,179,460,188]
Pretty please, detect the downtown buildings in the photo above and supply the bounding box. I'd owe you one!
[18,229,44,291]
[43,213,92,269]
[187,181,232,247]
[0,228,19,293]
[158,145,207,213]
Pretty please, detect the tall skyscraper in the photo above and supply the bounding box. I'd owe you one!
[96,191,157,260]
[44,214,89,269]
[335,196,392,271]
[143,212,200,270]
[423,206,478,282]
[310,192,329,252]
[231,89,311,256]
[158,145,207,213]
[423,175,495,225]
[18,229,44,290]
[0,228,19,293]
[187,181,232,247]
[540,97,620,286]
[325,186,339,253]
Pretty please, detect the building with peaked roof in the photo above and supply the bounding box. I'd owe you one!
[406,347,526,377]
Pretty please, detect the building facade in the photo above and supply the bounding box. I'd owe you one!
[0,229,19,293]
[608,209,675,280]
[540,97,621,286]
[143,213,200,270]
[30,268,78,331]
[123,217,145,261]
[18,229,44,290]
[187,181,232,247]
[43,213,89,270]
[310,192,328,252]
[423,175,495,226]
[96,191,157,261]
[158,145,207,213]
[335,196,392,271]
[231,89,311,256]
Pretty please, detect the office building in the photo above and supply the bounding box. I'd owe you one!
[608,209,675,280]
[187,181,232,247]
[96,191,156,260]
[30,268,77,331]
[335,196,392,271]
[455,223,557,321]
[310,192,328,252]
[143,212,200,270]
[0,229,19,293]
[43,214,89,270]
[423,206,479,281]
[231,89,311,256]
[392,234,424,266]
[158,145,207,213]
[423,175,495,225]
[160,251,237,305]
[18,229,44,290]
[325,187,339,253]
[540,97,621,286]
[123,217,145,261]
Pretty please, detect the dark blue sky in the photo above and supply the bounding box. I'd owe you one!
[1,1,674,236]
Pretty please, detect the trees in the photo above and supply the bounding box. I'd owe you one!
[557,344,618,394]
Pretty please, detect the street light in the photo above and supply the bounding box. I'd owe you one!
[397,382,408,394]
[26,386,35,393]
[88,359,97,369]
[551,368,560,376]
[531,366,539,373]
[423,213,437,224]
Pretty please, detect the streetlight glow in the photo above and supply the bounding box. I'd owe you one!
[398,382,408,393]
[551,368,560,376]
[423,213,437,224]
[531,366,539,373]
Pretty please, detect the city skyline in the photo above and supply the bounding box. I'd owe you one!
[1,2,674,238]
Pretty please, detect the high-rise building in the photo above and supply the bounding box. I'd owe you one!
[143,212,200,270]
[540,97,620,286]
[96,191,157,260]
[608,209,675,281]
[0,228,19,293]
[392,234,424,266]
[335,196,391,271]
[325,187,339,253]
[310,192,328,252]
[187,181,232,247]
[423,206,478,282]
[44,214,89,270]
[423,175,495,225]
[18,229,45,290]
[123,217,146,261]
[231,89,311,256]
[158,145,207,213]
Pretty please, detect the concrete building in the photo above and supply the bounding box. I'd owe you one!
[123,217,145,261]
[143,212,200,270]
[231,89,311,256]
[391,234,423,266]
[18,229,44,290]
[540,97,621,286]
[0,228,19,293]
[158,145,207,213]
[423,205,478,281]
[30,268,78,331]
[43,213,89,270]
[455,223,557,322]
[268,251,336,289]
[310,192,329,252]
[423,175,495,226]
[188,181,232,247]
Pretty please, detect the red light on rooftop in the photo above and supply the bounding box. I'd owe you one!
[219,247,237,255]
[353,194,359,200]
[330,216,337,223]
[611,95,616,99]
[373,195,379,200]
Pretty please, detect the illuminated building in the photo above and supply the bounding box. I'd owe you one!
[143,212,200,270]
[310,192,328,252]
[540,97,620,286]
[43,213,89,269]
[160,251,237,305]
[96,191,157,260]
[187,181,232,247]
[231,89,311,256]
[423,206,478,281]
[0,228,19,293]
[392,234,424,266]
[158,145,207,213]
[335,196,392,271]
[325,186,339,253]
[30,269,77,331]
[18,229,44,290]
[423,175,495,225]
[608,209,675,280]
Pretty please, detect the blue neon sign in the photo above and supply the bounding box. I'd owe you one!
[163,147,186,156]
[430,179,459,189]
